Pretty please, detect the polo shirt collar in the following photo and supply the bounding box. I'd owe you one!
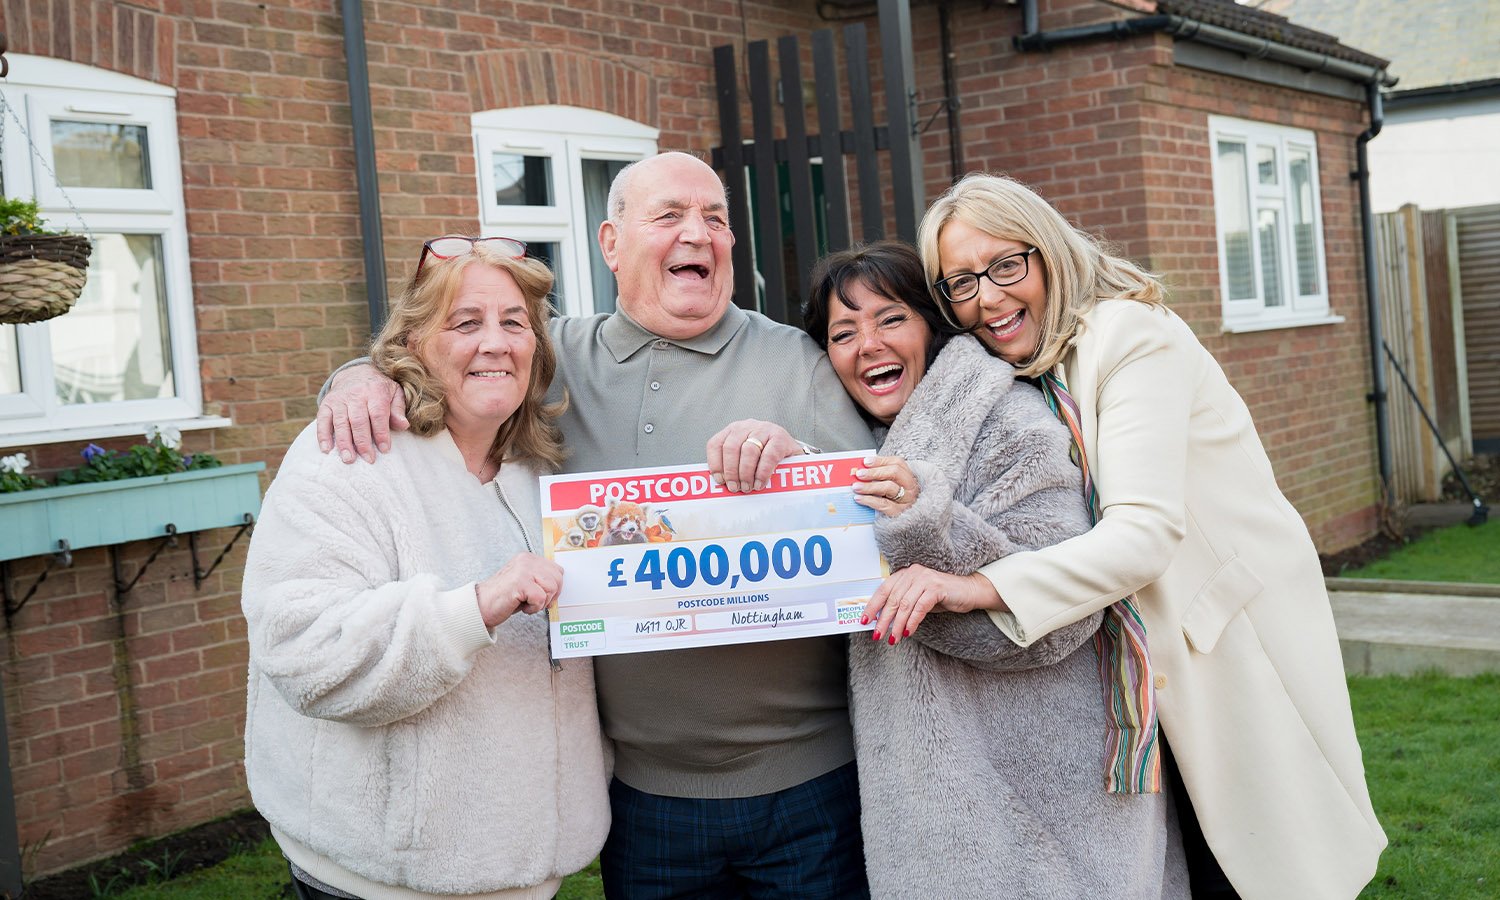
[600,302,749,362]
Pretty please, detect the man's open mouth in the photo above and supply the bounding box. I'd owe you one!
[669,264,709,279]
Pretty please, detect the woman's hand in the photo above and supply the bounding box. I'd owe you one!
[706,420,802,492]
[476,554,564,628]
[852,455,919,518]
[316,363,410,464]
[862,565,1004,645]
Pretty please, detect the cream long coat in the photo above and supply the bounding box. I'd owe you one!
[978,300,1386,900]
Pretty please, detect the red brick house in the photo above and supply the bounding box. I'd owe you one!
[0,0,1391,885]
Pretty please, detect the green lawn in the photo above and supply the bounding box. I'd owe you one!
[1342,519,1500,584]
[57,674,1500,900]
[1352,672,1500,900]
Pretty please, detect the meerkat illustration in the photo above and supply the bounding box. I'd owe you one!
[601,499,651,545]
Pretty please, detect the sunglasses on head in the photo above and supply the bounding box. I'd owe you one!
[415,236,527,279]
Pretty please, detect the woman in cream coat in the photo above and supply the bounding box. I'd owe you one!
[865,174,1385,900]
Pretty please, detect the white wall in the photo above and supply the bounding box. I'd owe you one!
[1370,94,1500,213]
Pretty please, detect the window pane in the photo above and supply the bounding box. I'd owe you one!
[1288,150,1319,295]
[1257,208,1284,309]
[51,233,174,405]
[582,158,630,314]
[1215,141,1255,301]
[1256,144,1277,186]
[493,153,553,206]
[524,241,565,313]
[50,121,151,189]
[0,326,19,394]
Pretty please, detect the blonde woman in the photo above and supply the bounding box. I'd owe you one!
[861,174,1385,900]
[242,238,609,900]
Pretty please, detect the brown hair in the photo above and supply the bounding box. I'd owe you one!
[918,173,1164,377]
[370,239,567,470]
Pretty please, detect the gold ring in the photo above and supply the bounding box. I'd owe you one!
[743,436,765,450]
[894,485,906,502]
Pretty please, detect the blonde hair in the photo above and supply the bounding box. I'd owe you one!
[370,241,567,470]
[917,173,1164,377]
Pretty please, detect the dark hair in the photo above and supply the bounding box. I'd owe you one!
[802,240,965,368]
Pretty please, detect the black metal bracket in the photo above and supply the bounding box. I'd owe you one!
[111,526,178,604]
[190,513,255,589]
[1,540,72,619]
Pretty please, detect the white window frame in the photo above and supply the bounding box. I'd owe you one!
[0,55,225,445]
[1208,115,1343,333]
[471,106,657,317]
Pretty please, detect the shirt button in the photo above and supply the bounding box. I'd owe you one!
[643,424,654,434]
[654,340,670,349]
[650,381,661,391]
[1154,673,1168,690]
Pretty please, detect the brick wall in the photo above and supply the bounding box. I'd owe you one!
[0,0,825,879]
[907,0,1380,550]
[0,0,1381,880]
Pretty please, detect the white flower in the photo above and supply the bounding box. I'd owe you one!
[0,453,30,474]
[145,423,182,450]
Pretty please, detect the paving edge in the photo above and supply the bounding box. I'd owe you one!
[1326,577,1500,598]
[1341,639,1500,677]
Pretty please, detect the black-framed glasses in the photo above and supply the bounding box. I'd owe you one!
[415,236,527,278]
[934,247,1038,303]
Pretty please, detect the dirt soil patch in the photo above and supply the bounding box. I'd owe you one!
[23,808,277,900]
[1319,454,1496,577]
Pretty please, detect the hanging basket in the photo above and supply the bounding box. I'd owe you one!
[0,233,93,325]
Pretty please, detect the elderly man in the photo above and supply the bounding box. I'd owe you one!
[319,152,873,899]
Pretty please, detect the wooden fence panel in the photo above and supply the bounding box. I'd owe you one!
[1454,204,1500,452]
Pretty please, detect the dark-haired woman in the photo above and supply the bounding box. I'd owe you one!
[720,240,1187,899]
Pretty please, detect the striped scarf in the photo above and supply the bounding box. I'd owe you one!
[1037,371,1162,794]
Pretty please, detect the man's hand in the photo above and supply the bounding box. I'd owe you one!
[706,420,802,492]
[316,363,409,463]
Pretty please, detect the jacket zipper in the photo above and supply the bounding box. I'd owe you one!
[492,479,563,672]
[493,475,567,868]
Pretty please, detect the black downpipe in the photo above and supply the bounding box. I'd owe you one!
[1355,83,1394,508]
[938,2,964,181]
[340,0,389,336]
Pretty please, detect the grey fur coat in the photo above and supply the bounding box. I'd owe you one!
[852,335,1188,900]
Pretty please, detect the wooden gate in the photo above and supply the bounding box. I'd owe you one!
[1373,202,1500,502]
[711,0,921,326]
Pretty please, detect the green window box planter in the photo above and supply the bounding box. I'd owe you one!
[0,462,265,563]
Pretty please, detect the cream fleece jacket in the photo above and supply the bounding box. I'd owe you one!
[242,425,609,897]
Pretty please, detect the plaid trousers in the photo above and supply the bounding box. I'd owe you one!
[601,761,869,900]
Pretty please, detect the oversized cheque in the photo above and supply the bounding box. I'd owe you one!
[542,450,885,658]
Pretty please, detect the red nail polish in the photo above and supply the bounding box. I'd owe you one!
[888,634,896,646]
[903,629,910,638]
[861,616,869,626]
[872,630,881,641]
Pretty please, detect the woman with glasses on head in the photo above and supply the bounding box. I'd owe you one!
[860,174,1384,900]
[714,240,1188,899]
[241,236,610,900]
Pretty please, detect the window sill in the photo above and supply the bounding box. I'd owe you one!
[0,415,234,449]
[1220,313,1345,334]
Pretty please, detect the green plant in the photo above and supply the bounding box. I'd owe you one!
[139,849,186,884]
[0,425,222,494]
[0,195,62,236]
[88,865,134,898]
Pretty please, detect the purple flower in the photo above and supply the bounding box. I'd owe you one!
[181,454,194,468]
[81,443,106,462]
